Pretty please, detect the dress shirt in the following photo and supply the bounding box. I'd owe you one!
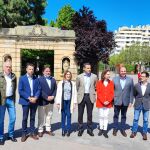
[120,76,126,89]
[45,76,51,89]
[141,82,147,96]
[84,73,91,93]
[27,74,33,96]
[4,73,13,97]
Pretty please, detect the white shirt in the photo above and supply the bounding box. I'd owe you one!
[27,74,33,96]
[141,83,147,96]
[84,74,91,93]
[120,77,126,89]
[4,73,13,97]
[46,77,51,89]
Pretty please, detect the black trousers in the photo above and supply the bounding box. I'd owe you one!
[22,104,37,135]
[78,94,93,130]
[113,105,128,130]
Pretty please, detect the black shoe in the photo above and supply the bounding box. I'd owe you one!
[98,129,103,136]
[62,131,65,137]
[113,129,118,136]
[103,130,109,138]
[7,137,17,142]
[0,139,5,145]
[66,131,70,137]
[87,129,94,136]
[78,130,83,136]
[120,130,127,137]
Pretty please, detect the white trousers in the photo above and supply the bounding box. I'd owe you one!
[38,103,53,132]
[98,107,110,130]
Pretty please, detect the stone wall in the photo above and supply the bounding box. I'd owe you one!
[0,25,77,80]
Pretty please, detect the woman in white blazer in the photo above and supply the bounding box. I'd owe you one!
[55,71,77,137]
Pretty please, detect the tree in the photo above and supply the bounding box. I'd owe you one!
[50,5,75,29]
[72,6,115,73]
[0,0,47,28]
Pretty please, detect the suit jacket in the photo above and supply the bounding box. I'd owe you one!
[0,72,16,105]
[113,76,134,106]
[134,82,150,110]
[76,73,98,104]
[38,76,57,106]
[96,80,114,108]
[18,74,40,105]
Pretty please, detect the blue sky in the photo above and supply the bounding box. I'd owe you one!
[44,0,150,31]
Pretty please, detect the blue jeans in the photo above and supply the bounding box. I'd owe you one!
[0,98,16,139]
[132,105,149,133]
[61,100,71,131]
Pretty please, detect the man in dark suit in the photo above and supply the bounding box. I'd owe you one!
[113,66,134,137]
[38,66,57,137]
[18,63,40,142]
[130,71,150,140]
[76,63,98,136]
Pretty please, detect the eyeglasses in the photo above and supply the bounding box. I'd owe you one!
[141,76,146,77]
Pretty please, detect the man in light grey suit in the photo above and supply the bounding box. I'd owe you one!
[113,66,134,137]
[76,63,98,136]
[130,71,150,140]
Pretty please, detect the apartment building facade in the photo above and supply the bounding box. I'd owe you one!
[111,25,150,55]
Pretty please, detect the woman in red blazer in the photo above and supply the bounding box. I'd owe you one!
[96,69,114,138]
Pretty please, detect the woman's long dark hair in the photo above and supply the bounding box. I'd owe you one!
[101,69,110,81]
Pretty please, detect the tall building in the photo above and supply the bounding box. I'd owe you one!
[111,25,150,55]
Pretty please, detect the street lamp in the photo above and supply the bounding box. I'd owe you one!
[36,56,40,77]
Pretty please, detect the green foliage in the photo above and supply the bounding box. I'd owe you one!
[124,64,135,73]
[21,49,54,75]
[49,4,75,29]
[0,0,47,28]
[109,43,150,66]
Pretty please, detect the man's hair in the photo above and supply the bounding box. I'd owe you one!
[141,71,149,78]
[83,63,91,68]
[26,63,35,68]
[4,54,12,62]
[42,65,51,72]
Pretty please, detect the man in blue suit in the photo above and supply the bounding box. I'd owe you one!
[38,66,57,137]
[18,63,40,142]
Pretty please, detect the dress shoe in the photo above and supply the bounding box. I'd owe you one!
[87,129,94,136]
[7,137,17,142]
[120,130,127,137]
[62,131,65,137]
[0,139,5,145]
[98,129,103,136]
[112,129,118,136]
[30,134,39,140]
[45,131,55,136]
[66,131,70,137]
[38,132,43,137]
[130,132,136,138]
[103,130,109,138]
[143,133,147,140]
[21,135,29,142]
[78,130,84,136]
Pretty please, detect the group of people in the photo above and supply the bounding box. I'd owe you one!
[0,59,150,146]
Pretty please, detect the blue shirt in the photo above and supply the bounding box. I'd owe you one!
[64,80,71,100]
[120,76,126,90]
[84,73,91,93]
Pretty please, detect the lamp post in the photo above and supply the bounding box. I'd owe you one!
[36,56,40,77]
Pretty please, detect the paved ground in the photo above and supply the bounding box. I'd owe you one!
[1,74,150,150]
